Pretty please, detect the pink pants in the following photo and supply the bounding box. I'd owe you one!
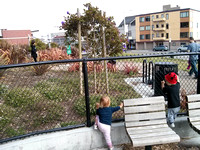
[96,116,112,148]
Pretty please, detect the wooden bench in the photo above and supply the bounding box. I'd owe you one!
[123,96,180,149]
[186,94,200,134]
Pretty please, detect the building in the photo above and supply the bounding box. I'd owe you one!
[51,32,66,47]
[0,29,32,45]
[118,16,136,49]
[135,5,200,50]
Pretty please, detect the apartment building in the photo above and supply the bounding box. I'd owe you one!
[118,16,136,49]
[134,5,200,50]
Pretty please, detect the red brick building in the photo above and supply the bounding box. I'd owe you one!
[1,29,32,45]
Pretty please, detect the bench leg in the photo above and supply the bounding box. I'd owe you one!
[145,146,152,150]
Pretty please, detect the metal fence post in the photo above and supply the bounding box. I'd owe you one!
[82,59,91,127]
[197,54,200,94]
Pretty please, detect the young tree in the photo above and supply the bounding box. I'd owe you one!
[61,3,126,57]
[61,3,127,94]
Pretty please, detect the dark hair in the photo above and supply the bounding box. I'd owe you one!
[189,37,194,41]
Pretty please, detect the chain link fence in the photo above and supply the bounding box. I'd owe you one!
[0,52,199,143]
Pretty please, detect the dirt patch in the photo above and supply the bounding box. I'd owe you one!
[121,143,199,150]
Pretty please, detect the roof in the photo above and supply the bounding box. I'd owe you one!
[135,8,200,17]
[118,16,135,27]
[1,29,32,45]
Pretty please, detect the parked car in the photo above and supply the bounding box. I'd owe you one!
[153,45,168,51]
[177,45,189,52]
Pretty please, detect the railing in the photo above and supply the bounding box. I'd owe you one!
[0,52,200,144]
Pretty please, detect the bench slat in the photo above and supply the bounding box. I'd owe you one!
[124,103,165,114]
[126,119,167,127]
[127,124,168,131]
[189,116,200,122]
[190,121,200,126]
[130,135,180,147]
[188,102,200,109]
[194,125,200,130]
[127,127,171,134]
[130,130,176,139]
[125,111,166,122]
[188,109,200,117]
[124,96,164,106]
[187,94,200,102]
[187,94,200,134]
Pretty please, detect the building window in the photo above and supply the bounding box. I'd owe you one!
[156,15,159,18]
[140,17,145,22]
[161,24,164,28]
[146,26,150,30]
[156,24,159,28]
[146,34,150,39]
[166,14,169,20]
[180,22,189,28]
[161,14,164,18]
[180,11,189,18]
[152,34,154,39]
[152,15,154,20]
[166,33,169,39]
[181,43,186,46]
[128,31,132,36]
[166,23,169,29]
[180,32,189,38]
[161,33,164,37]
[140,26,145,31]
[190,32,193,37]
[131,21,135,26]
[152,25,154,30]
[145,16,150,21]
[156,33,160,37]
[140,35,145,39]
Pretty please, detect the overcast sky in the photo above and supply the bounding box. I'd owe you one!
[0,0,199,38]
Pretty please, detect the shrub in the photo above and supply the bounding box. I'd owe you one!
[107,63,117,72]
[68,61,103,73]
[31,101,64,128]
[74,95,101,116]
[60,121,78,127]
[4,127,25,137]
[31,48,73,75]
[0,84,8,97]
[0,105,16,132]
[0,40,11,50]
[32,65,51,76]
[124,64,139,76]
[0,46,28,65]
[34,80,76,101]
[4,88,39,108]
[74,95,122,116]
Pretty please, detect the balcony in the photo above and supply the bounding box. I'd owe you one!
[153,27,166,31]
[153,37,166,41]
[153,18,166,22]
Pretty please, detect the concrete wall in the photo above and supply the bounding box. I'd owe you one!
[0,123,130,150]
[1,117,200,150]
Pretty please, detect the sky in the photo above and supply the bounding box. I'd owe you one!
[0,0,199,39]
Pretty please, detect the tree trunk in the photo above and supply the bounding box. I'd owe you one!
[78,8,83,95]
[102,11,109,94]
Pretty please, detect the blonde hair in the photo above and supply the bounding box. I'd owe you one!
[100,95,110,107]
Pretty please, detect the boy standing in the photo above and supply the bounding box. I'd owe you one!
[161,72,180,128]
